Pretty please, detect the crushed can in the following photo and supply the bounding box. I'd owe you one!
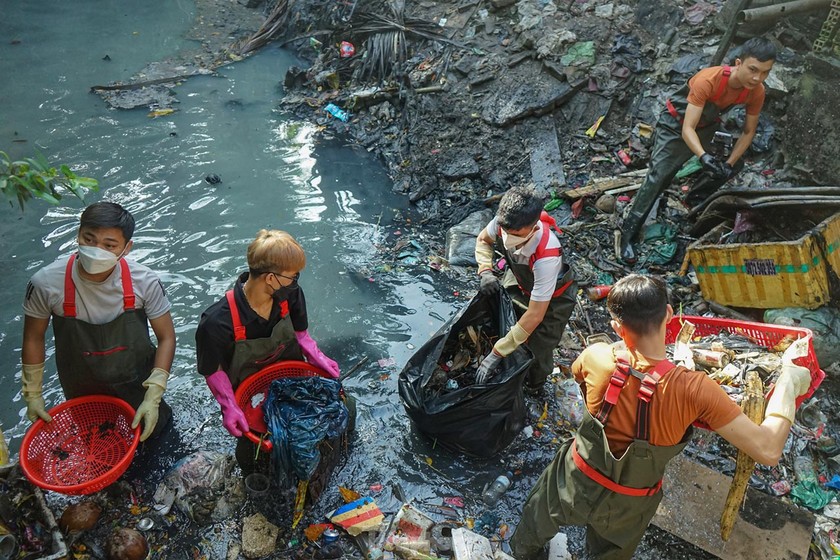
[323,527,340,544]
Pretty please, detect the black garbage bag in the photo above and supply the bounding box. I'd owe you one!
[398,289,533,457]
[264,377,349,487]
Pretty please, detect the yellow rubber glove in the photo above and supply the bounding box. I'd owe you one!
[22,362,52,423]
[475,240,494,275]
[766,363,811,424]
[493,323,531,357]
[132,367,169,441]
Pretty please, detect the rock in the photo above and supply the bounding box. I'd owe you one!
[445,209,494,267]
[59,501,102,532]
[453,55,476,76]
[241,513,279,559]
[237,0,263,6]
[105,528,148,560]
[481,72,580,126]
[530,120,566,198]
[595,193,616,213]
[440,152,480,180]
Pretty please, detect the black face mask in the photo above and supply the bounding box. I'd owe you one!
[271,280,299,302]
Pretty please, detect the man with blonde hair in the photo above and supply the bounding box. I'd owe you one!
[196,229,340,472]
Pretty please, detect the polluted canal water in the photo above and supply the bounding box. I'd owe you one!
[1,2,738,559]
[0,1,558,558]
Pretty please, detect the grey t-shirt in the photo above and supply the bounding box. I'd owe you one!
[24,255,171,324]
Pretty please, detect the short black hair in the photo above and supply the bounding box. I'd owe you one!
[79,202,135,241]
[738,37,777,63]
[607,274,669,337]
[496,186,543,230]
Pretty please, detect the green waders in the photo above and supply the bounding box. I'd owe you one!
[224,289,305,474]
[53,255,172,439]
[224,289,355,482]
[620,66,749,261]
[510,358,692,559]
[498,221,577,389]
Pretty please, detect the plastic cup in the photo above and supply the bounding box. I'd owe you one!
[244,473,269,500]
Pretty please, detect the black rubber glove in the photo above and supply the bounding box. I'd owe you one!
[478,270,500,296]
[700,153,728,180]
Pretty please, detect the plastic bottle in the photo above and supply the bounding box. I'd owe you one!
[481,475,511,506]
[793,453,817,484]
[586,285,611,301]
[556,377,584,427]
[324,103,350,122]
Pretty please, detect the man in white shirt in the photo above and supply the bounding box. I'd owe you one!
[474,187,577,394]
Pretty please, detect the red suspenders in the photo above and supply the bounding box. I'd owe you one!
[225,287,290,342]
[63,254,135,318]
[573,357,677,497]
[500,212,572,299]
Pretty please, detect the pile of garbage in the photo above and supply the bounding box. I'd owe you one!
[427,325,497,394]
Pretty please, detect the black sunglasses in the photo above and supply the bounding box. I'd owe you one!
[269,271,300,285]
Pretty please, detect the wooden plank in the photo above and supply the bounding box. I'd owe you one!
[652,455,814,560]
[561,169,647,199]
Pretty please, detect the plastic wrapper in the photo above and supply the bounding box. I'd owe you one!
[264,377,348,486]
[153,451,242,524]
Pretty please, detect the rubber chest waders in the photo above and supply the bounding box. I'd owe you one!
[511,358,693,560]
[224,288,304,473]
[52,255,171,438]
[497,212,577,387]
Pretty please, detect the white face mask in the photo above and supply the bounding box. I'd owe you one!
[501,226,537,250]
[78,245,122,274]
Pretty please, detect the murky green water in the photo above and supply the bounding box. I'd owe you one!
[0,1,563,555]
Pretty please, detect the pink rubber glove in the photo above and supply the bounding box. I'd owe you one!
[205,370,250,437]
[295,330,340,379]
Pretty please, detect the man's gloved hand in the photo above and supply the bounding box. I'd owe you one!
[476,350,503,384]
[132,367,168,441]
[295,330,340,379]
[478,271,500,296]
[21,362,52,423]
[766,363,812,424]
[700,153,729,180]
[720,161,734,180]
[206,369,250,437]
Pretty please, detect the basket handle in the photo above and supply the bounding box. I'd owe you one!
[245,430,273,452]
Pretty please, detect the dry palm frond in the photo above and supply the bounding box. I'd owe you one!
[353,0,449,83]
[239,0,290,55]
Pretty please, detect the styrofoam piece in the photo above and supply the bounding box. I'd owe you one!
[452,527,494,560]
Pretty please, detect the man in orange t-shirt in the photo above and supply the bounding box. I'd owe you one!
[510,274,811,559]
[618,37,776,263]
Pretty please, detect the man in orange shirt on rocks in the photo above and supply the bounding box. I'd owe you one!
[618,37,776,263]
[509,273,811,559]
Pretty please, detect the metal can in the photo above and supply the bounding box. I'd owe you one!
[323,528,340,544]
[692,349,730,369]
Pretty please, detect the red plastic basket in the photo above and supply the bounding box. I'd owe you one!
[234,360,332,451]
[20,396,140,495]
[666,315,825,420]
